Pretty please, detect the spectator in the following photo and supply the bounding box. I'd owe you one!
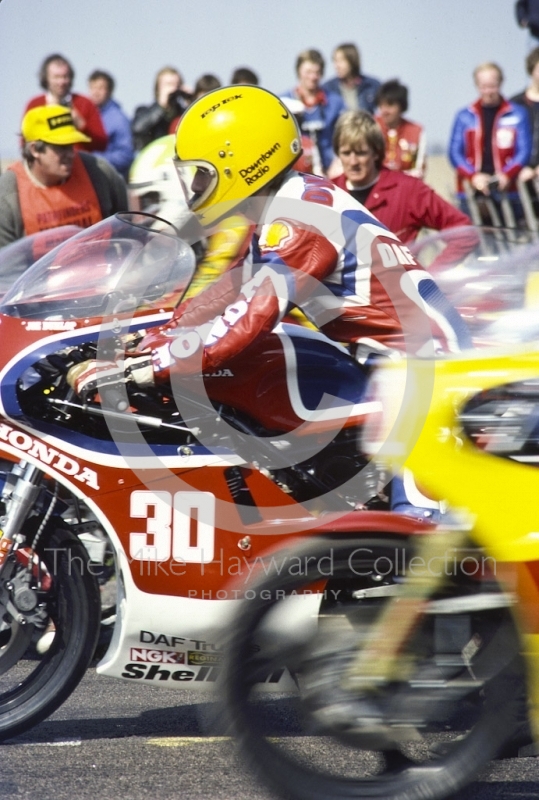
[322,43,381,113]
[88,69,134,180]
[448,62,531,216]
[375,79,427,179]
[332,110,475,268]
[511,47,539,204]
[283,48,345,175]
[230,67,259,86]
[166,75,222,136]
[24,53,107,152]
[192,74,222,101]
[0,105,128,249]
[516,0,539,41]
[279,97,315,173]
[131,67,191,152]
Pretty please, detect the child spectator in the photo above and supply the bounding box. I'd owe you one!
[375,79,427,179]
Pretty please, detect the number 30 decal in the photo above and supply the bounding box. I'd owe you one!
[129,490,215,563]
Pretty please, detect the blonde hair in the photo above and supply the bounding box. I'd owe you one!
[473,62,504,84]
[333,110,385,166]
[154,66,182,100]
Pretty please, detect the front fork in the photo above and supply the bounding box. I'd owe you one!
[0,462,46,570]
[0,461,52,630]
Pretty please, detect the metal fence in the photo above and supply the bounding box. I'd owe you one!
[462,176,539,233]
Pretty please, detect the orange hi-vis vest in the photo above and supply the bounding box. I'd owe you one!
[9,155,102,235]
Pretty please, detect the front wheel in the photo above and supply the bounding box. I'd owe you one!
[0,524,101,739]
[221,534,526,800]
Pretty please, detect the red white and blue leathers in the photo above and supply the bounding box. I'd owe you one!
[139,171,470,380]
[448,97,532,192]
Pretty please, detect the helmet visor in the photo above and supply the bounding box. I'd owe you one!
[174,159,218,210]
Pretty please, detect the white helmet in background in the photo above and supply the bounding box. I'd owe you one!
[128,134,192,229]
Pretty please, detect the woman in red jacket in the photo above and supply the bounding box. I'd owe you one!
[332,110,475,268]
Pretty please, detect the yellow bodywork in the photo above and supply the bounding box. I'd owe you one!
[369,344,539,740]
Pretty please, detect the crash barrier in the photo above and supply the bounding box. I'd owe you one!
[462,176,539,233]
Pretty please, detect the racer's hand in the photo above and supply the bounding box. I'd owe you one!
[139,327,205,378]
[67,359,126,403]
[67,356,154,402]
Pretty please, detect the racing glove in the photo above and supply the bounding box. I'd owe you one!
[67,355,154,405]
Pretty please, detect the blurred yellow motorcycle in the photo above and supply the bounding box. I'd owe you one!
[221,226,539,800]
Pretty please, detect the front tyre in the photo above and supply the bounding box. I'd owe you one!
[221,535,525,800]
[0,525,101,739]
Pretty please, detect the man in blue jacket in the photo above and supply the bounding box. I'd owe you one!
[88,70,134,179]
[448,62,531,219]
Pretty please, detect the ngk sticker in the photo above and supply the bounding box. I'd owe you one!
[130,647,185,664]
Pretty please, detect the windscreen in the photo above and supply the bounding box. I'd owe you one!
[0,225,82,299]
[0,213,196,320]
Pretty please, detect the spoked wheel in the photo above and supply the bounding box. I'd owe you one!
[221,535,525,800]
[0,525,100,740]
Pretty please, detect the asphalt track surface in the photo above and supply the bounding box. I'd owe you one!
[0,666,538,800]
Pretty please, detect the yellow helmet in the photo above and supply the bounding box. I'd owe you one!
[174,85,302,227]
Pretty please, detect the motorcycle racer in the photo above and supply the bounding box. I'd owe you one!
[71,86,469,385]
[68,86,470,515]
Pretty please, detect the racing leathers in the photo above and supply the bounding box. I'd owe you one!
[70,171,469,519]
[71,170,470,399]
